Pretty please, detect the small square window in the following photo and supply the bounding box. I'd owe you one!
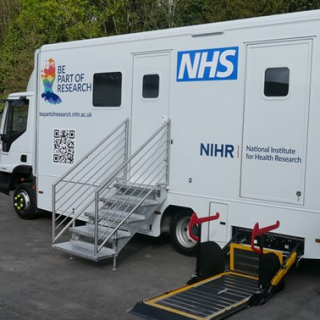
[143,74,160,99]
[264,67,289,97]
[93,72,122,107]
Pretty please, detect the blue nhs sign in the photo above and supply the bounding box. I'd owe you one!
[177,47,239,82]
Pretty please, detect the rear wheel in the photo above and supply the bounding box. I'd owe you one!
[13,183,37,219]
[170,211,198,255]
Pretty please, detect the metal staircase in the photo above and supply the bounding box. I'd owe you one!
[52,119,170,268]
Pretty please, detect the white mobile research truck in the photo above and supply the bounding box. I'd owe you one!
[0,9,319,268]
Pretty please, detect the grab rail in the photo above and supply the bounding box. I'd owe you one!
[94,120,171,254]
[52,118,129,243]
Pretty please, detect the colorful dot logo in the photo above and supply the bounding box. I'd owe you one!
[41,59,62,104]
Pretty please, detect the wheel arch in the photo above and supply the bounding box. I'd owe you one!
[11,165,34,189]
[161,205,194,233]
[0,165,34,195]
[161,205,198,255]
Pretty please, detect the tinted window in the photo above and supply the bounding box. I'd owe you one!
[264,67,289,97]
[143,74,160,99]
[93,72,122,107]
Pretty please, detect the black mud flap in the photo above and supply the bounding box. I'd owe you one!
[0,172,11,195]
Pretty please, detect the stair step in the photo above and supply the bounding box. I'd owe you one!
[52,240,115,262]
[100,194,159,207]
[69,224,131,240]
[85,209,146,223]
[114,181,159,193]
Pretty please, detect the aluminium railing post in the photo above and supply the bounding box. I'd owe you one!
[112,232,118,271]
[94,190,99,256]
[124,119,129,180]
[165,121,171,185]
[52,184,56,244]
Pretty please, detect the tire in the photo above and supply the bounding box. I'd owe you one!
[170,211,198,255]
[13,183,37,219]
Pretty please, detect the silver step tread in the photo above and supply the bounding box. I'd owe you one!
[100,194,159,206]
[69,224,131,240]
[52,240,115,262]
[114,181,160,192]
[85,209,146,223]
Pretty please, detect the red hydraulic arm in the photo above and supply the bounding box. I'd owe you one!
[188,212,220,242]
[251,220,280,255]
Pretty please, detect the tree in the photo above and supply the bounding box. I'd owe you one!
[92,0,178,35]
[285,0,320,12]
[175,0,320,25]
[200,0,286,23]
[1,0,320,99]
[0,0,102,98]
[0,0,19,42]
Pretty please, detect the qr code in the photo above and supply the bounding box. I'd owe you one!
[53,129,75,164]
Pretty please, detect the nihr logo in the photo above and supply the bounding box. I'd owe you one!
[177,47,239,82]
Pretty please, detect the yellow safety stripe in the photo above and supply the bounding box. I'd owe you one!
[146,271,257,303]
[271,251,297,286]
[147,295,253,320]
[145,271,258,320]
[146,301,205,320]
[230,243,284,271]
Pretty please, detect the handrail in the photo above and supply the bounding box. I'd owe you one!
[53,118,129,188]
[52,117,170,262]
[94,120,171,254]
[55,130,126,199]
[97,120,170,195]
[52,118,129,243]
[54,196,96,241]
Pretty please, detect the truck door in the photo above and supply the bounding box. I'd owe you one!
[241,40,312,204]
[131,51,171,153]
[0,99,31,170]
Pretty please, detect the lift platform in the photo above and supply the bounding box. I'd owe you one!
[129,213,304,320]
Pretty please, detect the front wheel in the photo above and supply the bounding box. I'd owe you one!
[170,211,198,255]
[13,183,37,219]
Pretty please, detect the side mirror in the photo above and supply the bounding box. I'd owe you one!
[0,134,10,142]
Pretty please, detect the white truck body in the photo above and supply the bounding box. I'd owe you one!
[1,10,320,258]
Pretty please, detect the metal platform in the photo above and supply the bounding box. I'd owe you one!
[52,240,115,262]
[129,272,259,320]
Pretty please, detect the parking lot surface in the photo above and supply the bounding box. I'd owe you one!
[1,192,320,320]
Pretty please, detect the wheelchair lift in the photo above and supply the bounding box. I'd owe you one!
[129,212,303,320]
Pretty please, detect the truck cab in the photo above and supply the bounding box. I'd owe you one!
[0,92,37,219]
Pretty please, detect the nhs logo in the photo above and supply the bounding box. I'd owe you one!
[177,47,239,82]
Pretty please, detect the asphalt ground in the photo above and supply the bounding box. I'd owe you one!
[1,192,320,320]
